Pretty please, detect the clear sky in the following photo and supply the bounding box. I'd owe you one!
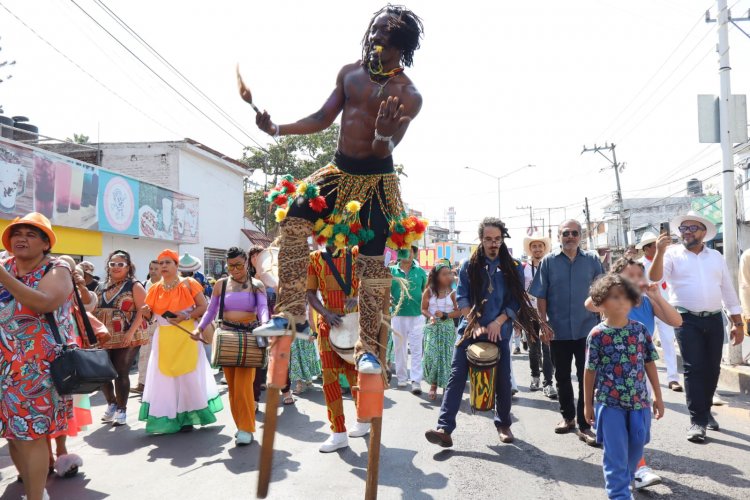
[2,0,749,251]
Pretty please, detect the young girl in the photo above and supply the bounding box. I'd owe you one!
[584,274,665,499]
[420,261,461,400]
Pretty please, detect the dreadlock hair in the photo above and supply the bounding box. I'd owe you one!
[361,4,424,68]
[463,217,545,345]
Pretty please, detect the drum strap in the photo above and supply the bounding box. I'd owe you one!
[219,279,227,321]
[322,250,352,296]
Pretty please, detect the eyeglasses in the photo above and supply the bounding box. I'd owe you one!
[561,230,580,237]
[678,224,705,234]
[227,263,245,270]
[157,260,174,266]
[482,237,503,244]
[108,262,128,269]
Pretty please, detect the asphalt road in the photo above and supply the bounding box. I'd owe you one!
[1,351,749,500]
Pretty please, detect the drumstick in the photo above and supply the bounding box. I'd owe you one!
[236,64,262,114]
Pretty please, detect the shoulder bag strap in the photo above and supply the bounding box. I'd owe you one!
[219,279,227,321]
[39,261,73,347]
[73,282,98,346]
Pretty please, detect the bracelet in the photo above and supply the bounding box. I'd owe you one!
[374,131,392,142]
[272,123,281,139]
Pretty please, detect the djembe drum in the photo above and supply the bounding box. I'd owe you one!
[466,342,499,412]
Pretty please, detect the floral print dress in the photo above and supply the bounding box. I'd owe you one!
[0,257,76,440]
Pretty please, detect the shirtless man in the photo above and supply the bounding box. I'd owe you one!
[239,5,425,374]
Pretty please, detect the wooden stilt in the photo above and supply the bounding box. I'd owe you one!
[257,387,279,499]
[257,335,293,499]
[365,416,383,500]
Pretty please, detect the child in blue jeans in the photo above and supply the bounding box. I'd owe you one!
[584,274,665,499]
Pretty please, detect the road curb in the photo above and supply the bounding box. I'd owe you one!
[655,345,750,396]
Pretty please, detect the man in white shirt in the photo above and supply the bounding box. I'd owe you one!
[649,211,744,443]
[637,231,682,392]
[521,233,556,399]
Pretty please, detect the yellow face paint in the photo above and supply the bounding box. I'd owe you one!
[374,45,384,53]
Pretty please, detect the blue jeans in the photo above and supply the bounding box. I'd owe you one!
[437,336,512,433]
[595,404,651,500]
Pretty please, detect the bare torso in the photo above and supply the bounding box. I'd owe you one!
[337,62,421,158]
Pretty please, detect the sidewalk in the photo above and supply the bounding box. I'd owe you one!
[655,336,750,396]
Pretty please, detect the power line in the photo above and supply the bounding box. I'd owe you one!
[68,0,260,151]
[0,1,182,137]
[596,9,710,141]
[91,0,266,151]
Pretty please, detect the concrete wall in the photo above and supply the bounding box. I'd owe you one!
[176,145,246,266]
[99,142,180,190]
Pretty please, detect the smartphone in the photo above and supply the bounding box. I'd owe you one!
[162,310,178,319]
[660,222,670,235]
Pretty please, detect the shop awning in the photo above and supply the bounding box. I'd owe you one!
[241,229,273,248]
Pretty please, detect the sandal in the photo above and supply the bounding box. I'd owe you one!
[428,386,437,401]
[282,394,295,405]
[293,381,306,395]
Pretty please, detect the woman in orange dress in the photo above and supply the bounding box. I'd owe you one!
[139,249,221,434]
[0,213,76,500]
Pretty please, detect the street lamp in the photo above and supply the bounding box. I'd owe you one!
[464,164,535,218]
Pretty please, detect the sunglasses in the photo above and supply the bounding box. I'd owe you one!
[678,224,705,234]
[108,262,128,269]
[158,260,175,266]
[227,263,245,270]
[561,230,580,237]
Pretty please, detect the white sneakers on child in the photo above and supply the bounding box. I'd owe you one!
[634,466,662,489]
[101,403,117,422]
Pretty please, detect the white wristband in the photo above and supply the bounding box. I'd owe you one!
[273,124,281,139]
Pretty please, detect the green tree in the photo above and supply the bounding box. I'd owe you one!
[241,125,339,235]
[66,133,90,144]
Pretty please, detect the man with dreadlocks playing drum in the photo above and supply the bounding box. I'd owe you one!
[425,218,551,447]
[238,5,425,376]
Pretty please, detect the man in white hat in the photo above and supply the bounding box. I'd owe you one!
[637,231,682,392]
[649,211,744,443]
[521,232,556,399]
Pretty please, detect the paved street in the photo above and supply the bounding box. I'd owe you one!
[1,351,749,500]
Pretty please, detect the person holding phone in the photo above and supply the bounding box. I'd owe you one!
[138,249,220,434]
[648,211,744,443]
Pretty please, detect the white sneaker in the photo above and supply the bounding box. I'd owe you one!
[348,421,371,438]
[397,381,408,388]
[411,381,422,395]
[712,393,727,406]
[113,409,127,426]
[235,430,254,446]
[319,432,348,453]
[22,490,49,500]
[101,403,117,422]
[634,466,661,490]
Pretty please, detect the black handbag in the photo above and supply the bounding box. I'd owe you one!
[45,264,117,395]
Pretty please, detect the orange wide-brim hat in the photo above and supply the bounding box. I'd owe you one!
[2,212,57,252]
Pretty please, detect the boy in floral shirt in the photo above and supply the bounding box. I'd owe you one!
[584,274,665,499]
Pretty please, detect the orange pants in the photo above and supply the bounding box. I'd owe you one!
[318,319,358,433]
[224,366,256,433]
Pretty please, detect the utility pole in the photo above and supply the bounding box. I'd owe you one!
[517,205,533,233]
[582,143,628,248]
[585,197,595,251]
[706,1,750,365]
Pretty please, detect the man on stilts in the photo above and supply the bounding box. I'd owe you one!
[238,5,425,498]
[240,4,425,376]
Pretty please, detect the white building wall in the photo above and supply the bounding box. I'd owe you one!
[99,142,180,190]
[176,146,246,266]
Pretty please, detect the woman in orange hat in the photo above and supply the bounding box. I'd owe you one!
[0,213,77,500]
[139,249,222,434]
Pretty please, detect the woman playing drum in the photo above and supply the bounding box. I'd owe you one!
[196,247,269,446]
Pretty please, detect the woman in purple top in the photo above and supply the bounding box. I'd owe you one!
[196,247,269,446]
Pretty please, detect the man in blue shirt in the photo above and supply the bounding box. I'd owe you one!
[530,219,604,446]
[425,218,547,447]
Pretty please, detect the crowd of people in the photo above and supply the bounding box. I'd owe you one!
[0,203,747,500]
